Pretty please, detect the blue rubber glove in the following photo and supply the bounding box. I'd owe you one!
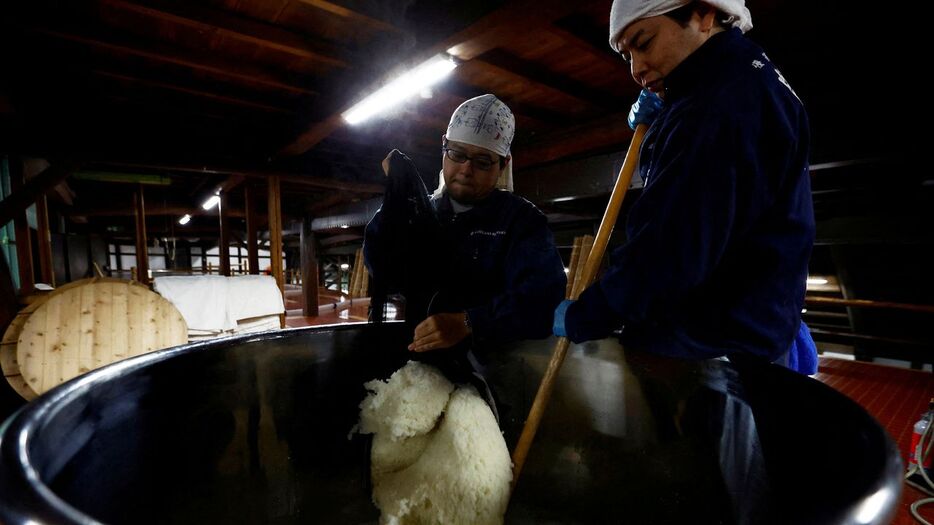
[627,89,664,130]
[787,321,818,375]
[553,299,574,338]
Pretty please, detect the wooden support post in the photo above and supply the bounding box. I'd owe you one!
[244,184,259,274]
[9,159,35,294]
[35,194,55,286]
[218,191,231,276]
[267,175,285,326]
[133,185,149,285]
[300,217,319,317]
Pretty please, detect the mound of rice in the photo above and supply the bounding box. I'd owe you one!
[357,361,512,524]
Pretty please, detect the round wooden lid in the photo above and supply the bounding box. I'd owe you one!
[13,279,188,397]
[3,278,100,400]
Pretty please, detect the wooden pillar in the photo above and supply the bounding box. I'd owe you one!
[267,175,284,326]
[133,185,149,285]
[199,242,207,273]
[244,184,259,274]
[218,191,230,276]
[9,159,34,294]
[35,194,54,286]
[300,217,319,317]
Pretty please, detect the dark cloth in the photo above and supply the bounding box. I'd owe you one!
[363,150,440,325]
[565,29,815,362]
[365,185,566,346]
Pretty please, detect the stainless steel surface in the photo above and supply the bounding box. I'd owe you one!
[0,323,902,524]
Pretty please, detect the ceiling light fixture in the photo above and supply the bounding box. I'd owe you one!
[201,194,220,210]
[342,54,457,125]
[806,277,828,285]
[178,214,191,226]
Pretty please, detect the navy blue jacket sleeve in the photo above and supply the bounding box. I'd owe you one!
[467,210,566,344]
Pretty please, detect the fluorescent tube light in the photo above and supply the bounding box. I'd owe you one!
[342,54,457,125]
[201,194,220,210]
[178,214,192,225]
[806,277,828,285]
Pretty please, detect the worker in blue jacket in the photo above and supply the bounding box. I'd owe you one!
[365,94,566,353]
[554,0,816,367]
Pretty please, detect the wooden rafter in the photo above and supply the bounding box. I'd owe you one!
[0,163,76,228]
[31,27,315,96]
[545,25,625,72]
[93,70,295,114]
[295,0,405,35]
[65,205,246,218]
[277,0,603,157]
[516,111,634,167]
[99,0,350,67]
[88,160,384,194]
[472,49,618,108]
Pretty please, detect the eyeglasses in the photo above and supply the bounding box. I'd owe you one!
[442,147,497,171]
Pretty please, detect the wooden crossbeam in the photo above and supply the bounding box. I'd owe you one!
[30,27,315,96]
[93,70,296,114]
[472,49,616,108]
[87,161,383,194]
[295,0,406,35]
[277,0,602,157]
[0,163,76,228]
[516,112,634,167]
[99,0,350,67]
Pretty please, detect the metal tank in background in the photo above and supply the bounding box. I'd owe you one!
[0,323,902,524]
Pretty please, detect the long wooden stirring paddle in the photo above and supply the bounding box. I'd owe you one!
[510,123,649,490]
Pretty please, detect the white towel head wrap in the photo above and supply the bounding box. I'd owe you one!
[609,0,753,52]
[436,94,515,196]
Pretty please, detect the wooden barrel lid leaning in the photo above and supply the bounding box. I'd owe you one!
[1,278,97,400]
[2,278,188,399]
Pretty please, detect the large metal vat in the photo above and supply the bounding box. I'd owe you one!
[0,323,902,524]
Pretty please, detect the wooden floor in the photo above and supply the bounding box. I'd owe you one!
[284,302,934,524]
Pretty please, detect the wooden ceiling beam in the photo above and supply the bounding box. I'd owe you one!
[545,25,625,72]
[515,112,633,168]
[66,205,245,218]
[103,94,279,126]
[30,27,315,96]
[99,0,350,68]
[93,70,296,114]
[0,163,77,228]
[88,160,384,194]
[472,49,615,108]
[294,0,406,35]
[277,0,602,157]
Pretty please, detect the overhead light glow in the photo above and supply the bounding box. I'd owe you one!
[201,194,220,210]
[178,214,192,225]
[340,224,350,229]
[342,54,457,125]
[806,277,829,285]
[340,263,350,271]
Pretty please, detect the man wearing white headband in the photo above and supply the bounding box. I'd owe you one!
[554,1,817,372]
[365,94,565,354]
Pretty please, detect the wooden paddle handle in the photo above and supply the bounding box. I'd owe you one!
[510,123,648,490]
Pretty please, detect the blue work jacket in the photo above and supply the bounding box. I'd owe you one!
[366,189,566,345]
[565,29,815,361]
